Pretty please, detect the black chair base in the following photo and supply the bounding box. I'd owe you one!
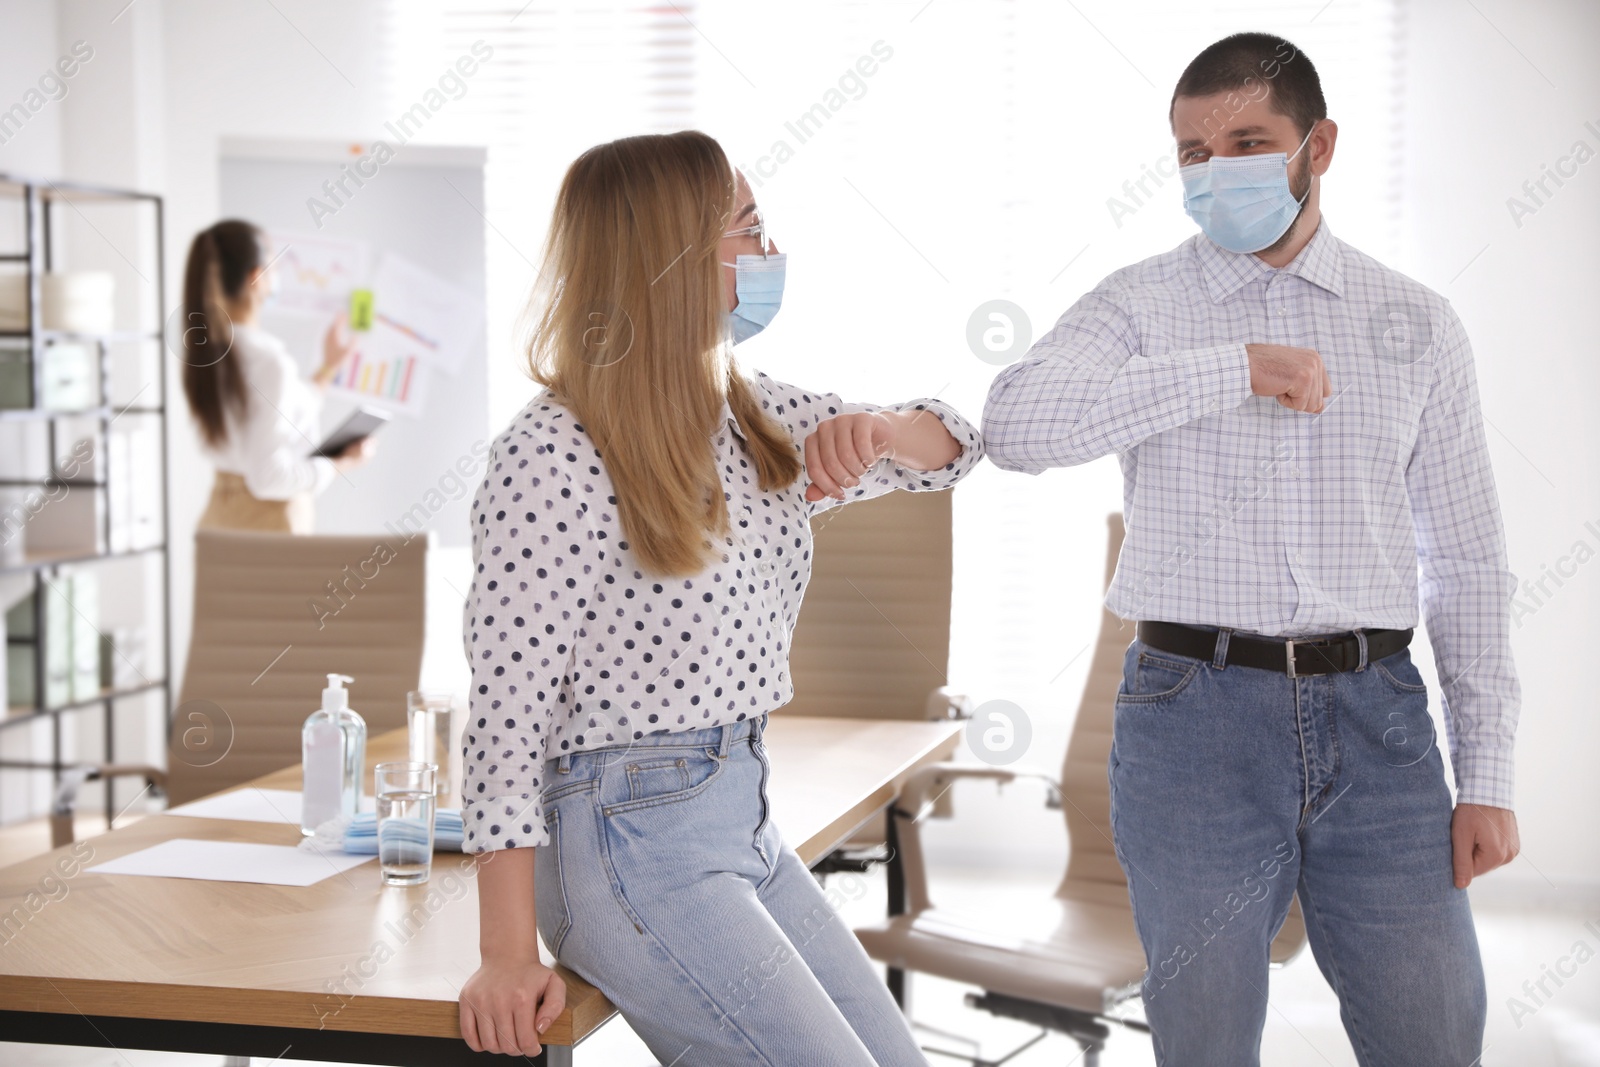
[915,987,1150,1067]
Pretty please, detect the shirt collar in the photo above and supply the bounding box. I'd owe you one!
[1195,215,1346,302]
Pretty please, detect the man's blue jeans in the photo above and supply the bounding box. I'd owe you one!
[1108,632,1486,1066]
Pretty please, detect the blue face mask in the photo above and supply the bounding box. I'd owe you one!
[1179,126,1315,254]
[721,253,786,344]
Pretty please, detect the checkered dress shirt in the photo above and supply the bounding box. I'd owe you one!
[982,219,1520,809]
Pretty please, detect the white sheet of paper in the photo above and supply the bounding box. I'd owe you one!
[367,253,483,375]
[166,787,304,825]
[86,839,375,886]
[166,787,373,826]
[265,231,370,318]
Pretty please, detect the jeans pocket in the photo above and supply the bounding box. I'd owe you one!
[1118,647,1203,704]
[1373,650,1429,694]
[535,808,573,958]
[607,747,724,814]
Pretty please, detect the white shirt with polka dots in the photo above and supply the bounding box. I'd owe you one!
[460,370,984,853]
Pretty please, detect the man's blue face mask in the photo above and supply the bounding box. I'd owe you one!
[1179,125,1315,254]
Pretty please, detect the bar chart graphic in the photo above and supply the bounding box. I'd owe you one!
[330,340,427,414]
[316,252,478,416]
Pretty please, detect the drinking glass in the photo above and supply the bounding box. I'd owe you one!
[406,691,459,804]
[374,761,436,886]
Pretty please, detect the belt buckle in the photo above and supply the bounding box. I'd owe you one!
[1285,639,1297,679]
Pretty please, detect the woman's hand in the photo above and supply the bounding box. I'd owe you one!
[313,317,359,387]
[803,412,896,502]
[802,408,962,502]
[459,952,567,1056]
[331,435,376,473]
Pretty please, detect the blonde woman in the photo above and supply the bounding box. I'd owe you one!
[456,131,982,1065]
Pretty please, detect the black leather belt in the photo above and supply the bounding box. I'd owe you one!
[1136,621,1413,678]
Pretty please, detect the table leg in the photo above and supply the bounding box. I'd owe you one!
[884,804,908,1010]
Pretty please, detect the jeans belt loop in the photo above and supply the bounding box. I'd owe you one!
[1285,638,1298,679]
[718,724,732,759]
[1354,629,1370,672]
[557,750,573,774]
[1211,627,1232,670]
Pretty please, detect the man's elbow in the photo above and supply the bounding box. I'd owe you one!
[981,424,1100,474]
[983,380,1107,472]
[980,438,1065,475]
[997,460,1048,477]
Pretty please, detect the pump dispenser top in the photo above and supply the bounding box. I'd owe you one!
[322,673,353,713]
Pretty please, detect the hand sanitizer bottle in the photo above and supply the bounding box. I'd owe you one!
[301,673,368,835]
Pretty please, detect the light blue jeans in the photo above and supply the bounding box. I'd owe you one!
[1108,632,1486,1066]
[534,712,928,1066]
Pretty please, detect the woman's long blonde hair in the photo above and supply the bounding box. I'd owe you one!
[521,130,802,576]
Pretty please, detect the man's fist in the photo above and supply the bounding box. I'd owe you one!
[1451,803,1520,889]
[1246,343,1333,414]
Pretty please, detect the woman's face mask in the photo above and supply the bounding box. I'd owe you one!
[721,254,786,344]
[1179,125,1315,254]
[720,205,784,344]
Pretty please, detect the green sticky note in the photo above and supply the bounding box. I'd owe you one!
[349,289,374,331]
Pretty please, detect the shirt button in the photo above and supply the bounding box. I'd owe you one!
[1207,399,1220,413]
[1294,551,1304,564]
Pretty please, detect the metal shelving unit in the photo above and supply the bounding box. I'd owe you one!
[0,173,170,828]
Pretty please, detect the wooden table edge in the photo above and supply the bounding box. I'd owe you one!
[1,718,965,1052]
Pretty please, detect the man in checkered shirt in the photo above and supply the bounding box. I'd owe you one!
[984,32,1518,1067]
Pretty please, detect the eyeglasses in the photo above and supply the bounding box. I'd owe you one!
[722,210,773,257]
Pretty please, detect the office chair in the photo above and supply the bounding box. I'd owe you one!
[780,488,971,872]
[39,529,428,846]
[854,513,1308,1066]
[168,528,428,804]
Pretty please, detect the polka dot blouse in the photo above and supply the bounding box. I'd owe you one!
[459,369,984,853]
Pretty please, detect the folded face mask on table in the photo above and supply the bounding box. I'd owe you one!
[297,808,465,854]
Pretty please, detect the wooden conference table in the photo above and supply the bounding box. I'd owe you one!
[0,714,962,1065]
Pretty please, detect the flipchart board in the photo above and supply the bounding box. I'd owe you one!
[218,139,492,550]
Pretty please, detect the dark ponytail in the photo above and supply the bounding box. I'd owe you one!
[180,220,264,448]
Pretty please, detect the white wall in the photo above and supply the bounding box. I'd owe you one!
[1402,0,1600,899]
[0,0,65,179]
